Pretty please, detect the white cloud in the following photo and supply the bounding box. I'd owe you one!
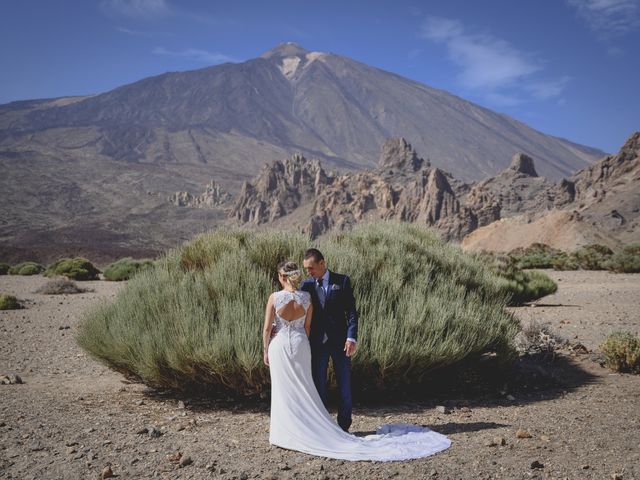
[421,16,540,90]
[101,0,225,25]
[116,26,174,37]
[525,76,572,100]
[101,0,171,18]
[568,0,640,36]
[152,47,235,64]
[420,16,569,106]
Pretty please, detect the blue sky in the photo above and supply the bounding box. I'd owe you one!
[1,0,638,153]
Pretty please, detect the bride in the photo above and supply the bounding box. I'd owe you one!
[262,261,451,461]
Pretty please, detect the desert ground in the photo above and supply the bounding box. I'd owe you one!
[1,270,639,480]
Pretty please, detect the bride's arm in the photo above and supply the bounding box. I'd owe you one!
[262,294,275,366]
[304,302,313,338]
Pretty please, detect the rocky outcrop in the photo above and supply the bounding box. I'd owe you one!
[169,181,231,208]
[462,152,558,218]
[378,137,426,173]
[231,132,640,246]
[231,139,547,240]
[230,154,331,224]
[508,153,538,177]
[304,140,484,240]
[463,131,640,251]
[572,131,640,205]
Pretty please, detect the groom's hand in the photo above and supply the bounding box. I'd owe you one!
[344,340,357,357]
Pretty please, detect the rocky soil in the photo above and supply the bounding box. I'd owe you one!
[1,271,639,479]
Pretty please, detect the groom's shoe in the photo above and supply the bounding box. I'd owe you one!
[338,418,352,432]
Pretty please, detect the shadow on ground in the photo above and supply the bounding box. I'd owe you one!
[139,349,600,415]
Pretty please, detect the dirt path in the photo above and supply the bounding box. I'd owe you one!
[1,272,639,479]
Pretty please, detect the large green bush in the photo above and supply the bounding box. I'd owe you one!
[0,263,9,275]
[44,257,100,280]
[103,258,155,281]
[600,332,640,374]
[77,222,544,396]
[9,262,44,275]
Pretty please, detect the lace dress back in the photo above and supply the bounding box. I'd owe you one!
[273,290,310,331]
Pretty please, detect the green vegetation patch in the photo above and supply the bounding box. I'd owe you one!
[9,262,44,275]
[0,294,21,310]
[103,258,155,281]
[77,222,531,396]
[44,257,100,281]
[600,331,640,374]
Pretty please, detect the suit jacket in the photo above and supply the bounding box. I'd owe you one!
[302,270,358,348]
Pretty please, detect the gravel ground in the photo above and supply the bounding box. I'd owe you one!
[1,271,639,480]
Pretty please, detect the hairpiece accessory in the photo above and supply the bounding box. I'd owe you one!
[280,269,301,277]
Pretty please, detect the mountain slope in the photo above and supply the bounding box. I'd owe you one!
[1,43,603,181]
[0,42,609,262]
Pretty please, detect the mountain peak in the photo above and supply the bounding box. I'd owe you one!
[260,42,310,59]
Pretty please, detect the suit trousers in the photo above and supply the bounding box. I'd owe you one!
[311,340,352,431]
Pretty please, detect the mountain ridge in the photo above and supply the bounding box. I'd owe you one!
[0,43,613,262]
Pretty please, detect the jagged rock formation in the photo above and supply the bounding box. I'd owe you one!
[378,137,425,173]
[230,154,331,224]
[233,139,500,240]
[231,132,640,248]
[509,153,538,177]
[463,132,640,251]
[303,140,556,239]
[573,132,640,205]
[569,131,640,237]
[169,180,231,208]
[462,152,567,218]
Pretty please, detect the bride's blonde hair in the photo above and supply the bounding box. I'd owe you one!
[278,261,302,290]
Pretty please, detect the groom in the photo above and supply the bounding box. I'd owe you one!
[302,248,358,432]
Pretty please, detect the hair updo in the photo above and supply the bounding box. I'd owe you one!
[278,261,302,290]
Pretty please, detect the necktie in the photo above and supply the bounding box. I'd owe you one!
[316,279,325,307]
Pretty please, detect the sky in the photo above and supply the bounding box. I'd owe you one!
[1,0,639,153]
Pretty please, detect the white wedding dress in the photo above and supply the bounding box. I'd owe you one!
[268,289,451,461]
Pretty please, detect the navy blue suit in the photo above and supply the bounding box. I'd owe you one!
[302,271,358,431]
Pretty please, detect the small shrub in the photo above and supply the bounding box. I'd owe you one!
[44,258,100,280]
[35,277,89,295]
[481,255,558,305]
[0,263,9,275]
[622,242,640,256]
[0,294,21,310]
[103,258,155,281]
[509,243,563,269]
[603,247,640,273]
[600,331,640,374]
[572,244,613,270]
[515,319,567,358]
[9,262,44,275]
[551,252,579,271]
